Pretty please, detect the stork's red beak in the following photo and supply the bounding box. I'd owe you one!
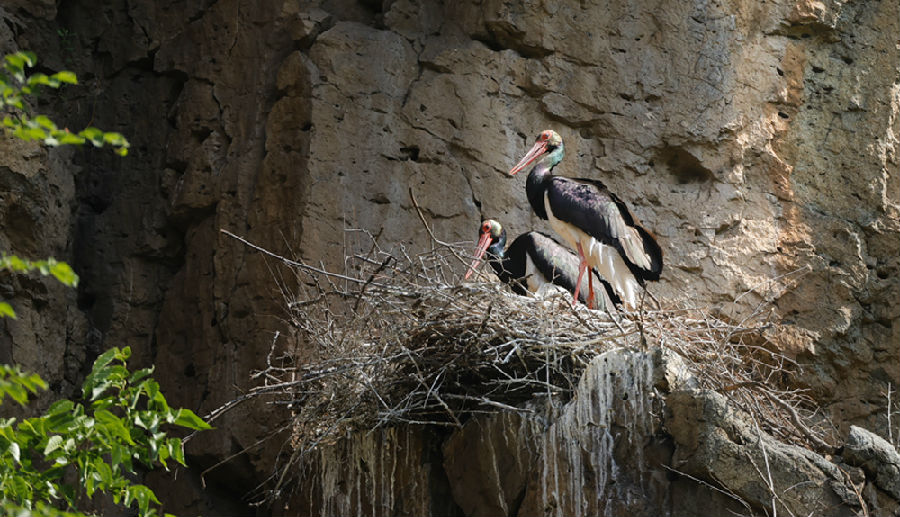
[509,140,548,175]
[464,231,493,280]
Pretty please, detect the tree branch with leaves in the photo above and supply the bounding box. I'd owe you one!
[1,51,129,155]
[1,51,209,517]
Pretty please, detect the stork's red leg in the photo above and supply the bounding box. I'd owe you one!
[587,265,595,309]
[573,242,593,308]
[572,245,587,307]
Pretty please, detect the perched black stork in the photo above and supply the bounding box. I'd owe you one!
[464,219,619,310]
[508,130,663,310]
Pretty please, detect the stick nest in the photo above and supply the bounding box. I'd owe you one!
[219,230,835,500]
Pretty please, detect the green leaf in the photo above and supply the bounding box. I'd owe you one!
[157,441,170,469]
[167,438,185,466]
[0,302,16,319]
[8,442,20,464]
[0,365,46,405]
[78,127,104,146]
[53,70,77,85]
[95,409,135,445]
[172,408,212,430]
[33,115,57,131]
[4,383,28,405]
[49,261,78,287]
[134,410,160,432]
[111,442,136,474]
[47,399,74,416]
[20,51,37,67]
[57,132,85,145]
[141,379,160,403]
[43,435,63,455]
[16,126,48,141]
[90,348,119,372]
[5,53,26,71]
[149,391,170,415]
[21,371,48,392]
[127,484,161,515]
[129,366,154,384]
[85,470,97,497]
[102,131,127,146]
[7,256,28,271]
[26,73,52,87]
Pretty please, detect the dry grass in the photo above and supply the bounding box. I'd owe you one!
[213,228,835,503]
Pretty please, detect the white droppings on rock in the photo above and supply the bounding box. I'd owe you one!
[534,348,656,517]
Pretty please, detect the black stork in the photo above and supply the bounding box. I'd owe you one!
[464,219,619,310]
[508,130,662,310]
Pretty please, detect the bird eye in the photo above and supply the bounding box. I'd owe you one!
[482,223,490,232]
[541,131,551,141]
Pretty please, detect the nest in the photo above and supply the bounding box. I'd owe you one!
[215,228,834,502]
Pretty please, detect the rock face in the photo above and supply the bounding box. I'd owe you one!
[292,348,877,517]
[666,389,860,517]
[443,349,660,517]
[0,0,897,514]
[843,425,900,501]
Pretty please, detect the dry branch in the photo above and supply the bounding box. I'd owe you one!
[216,229,834,503]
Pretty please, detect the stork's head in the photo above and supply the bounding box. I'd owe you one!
[509,129,564,175]
[464,219,507,280]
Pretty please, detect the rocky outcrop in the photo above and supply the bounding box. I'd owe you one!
[443,349,660,517]
[0,0,897,514]
[843,425,900,502]
[293,347,890,517]
[666,389,860,516]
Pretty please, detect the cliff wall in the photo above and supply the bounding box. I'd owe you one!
[0,0,897,514]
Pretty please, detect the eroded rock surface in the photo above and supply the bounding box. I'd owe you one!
[296,347,886,517]
[0,0,897,514]
[666,389,860,516]
[843,425,900,501]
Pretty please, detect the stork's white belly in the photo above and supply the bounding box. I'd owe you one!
[544,194,642,309]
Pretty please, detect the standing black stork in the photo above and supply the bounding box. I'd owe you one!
[464,219,619,310]
[508,130,663,310]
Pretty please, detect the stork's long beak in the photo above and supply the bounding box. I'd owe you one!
[509,140,548,175]
[464,231,493,280]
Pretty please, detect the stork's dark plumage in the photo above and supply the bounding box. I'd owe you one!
[465,219,618,310]
[509,130,662,309]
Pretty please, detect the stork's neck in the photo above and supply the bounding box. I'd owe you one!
[486,242,505,260]
[526,162,555,220]
[486,235,508,278]
[525,146,562,221]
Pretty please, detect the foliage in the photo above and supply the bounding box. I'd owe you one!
[0,51,129,156]
[1,49,117,319]
[1,51,206,516]
[0,347,212,517]
[0,255,79,319]
[0,366,48,406]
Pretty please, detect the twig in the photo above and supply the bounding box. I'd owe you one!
[753,418,780,517]
[221,229,375,286]
[662,465,754,515]
[408,186,471,269]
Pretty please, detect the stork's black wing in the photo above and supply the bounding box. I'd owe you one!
[546,177,663,281]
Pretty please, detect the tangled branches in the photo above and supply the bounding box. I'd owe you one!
[216,229,834,502]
